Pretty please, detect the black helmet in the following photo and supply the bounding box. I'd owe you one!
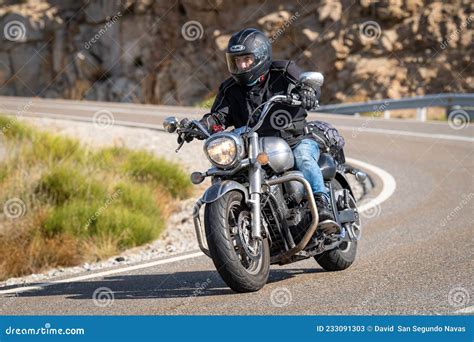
[226,28,272,87]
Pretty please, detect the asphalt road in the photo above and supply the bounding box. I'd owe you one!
[0,96,473,315]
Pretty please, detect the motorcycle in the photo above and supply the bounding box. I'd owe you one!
[163,72,366,293]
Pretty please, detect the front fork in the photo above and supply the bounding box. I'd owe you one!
[248,133,263,240]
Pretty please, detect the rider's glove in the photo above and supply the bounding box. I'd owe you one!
[177,133,194,144]
[177,118,194,144]
[294,85,319,110]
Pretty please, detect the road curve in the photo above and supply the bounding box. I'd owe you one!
[0,96,472,315]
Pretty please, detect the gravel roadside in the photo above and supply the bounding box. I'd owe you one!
[1,117,368,287]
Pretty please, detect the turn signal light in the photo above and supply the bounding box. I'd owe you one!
[256,152,269,165]
[191,172,205,184]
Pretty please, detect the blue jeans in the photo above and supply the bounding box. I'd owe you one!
[292,139,328,197]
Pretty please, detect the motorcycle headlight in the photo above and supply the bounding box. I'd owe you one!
[204,133,243,169]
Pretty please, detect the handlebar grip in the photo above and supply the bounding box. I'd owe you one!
[287,94,302,106]
[180,118,191,128]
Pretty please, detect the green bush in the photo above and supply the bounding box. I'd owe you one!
[0,116,191,279]
[36,164,106,205]
[124,150,191,198]
[31,131,83,163]
[0,116,33,140]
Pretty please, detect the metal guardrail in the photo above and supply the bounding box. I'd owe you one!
[313,93,474,121]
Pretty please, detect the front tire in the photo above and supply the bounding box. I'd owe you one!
[204,191,270,292]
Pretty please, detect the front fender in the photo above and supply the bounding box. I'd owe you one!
[201,180,249,204]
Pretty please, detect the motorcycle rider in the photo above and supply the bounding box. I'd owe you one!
[194,28,334,222]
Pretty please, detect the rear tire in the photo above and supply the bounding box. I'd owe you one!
[314,178,358,271]
[204,191,270,292]
[315,240,357,271]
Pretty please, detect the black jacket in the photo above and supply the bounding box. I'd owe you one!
[200,60,308,147]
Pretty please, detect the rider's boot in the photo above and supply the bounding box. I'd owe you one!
[314,193,334,222]
[314,193,341,235]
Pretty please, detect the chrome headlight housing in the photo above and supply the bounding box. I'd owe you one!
[204,132,244,169]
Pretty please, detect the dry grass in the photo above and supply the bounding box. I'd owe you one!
[0,208,80,278]
[0,116,192,280]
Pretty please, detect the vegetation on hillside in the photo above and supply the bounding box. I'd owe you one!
[0,116,192,280]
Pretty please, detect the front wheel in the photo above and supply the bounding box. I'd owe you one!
[204,191,270,292]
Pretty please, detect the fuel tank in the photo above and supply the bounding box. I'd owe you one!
[259,137,294,174]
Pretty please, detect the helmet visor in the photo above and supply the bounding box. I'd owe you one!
[226,53,256,74]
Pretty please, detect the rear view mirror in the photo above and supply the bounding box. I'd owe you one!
[299,72,324,88]
[163,116,179,133]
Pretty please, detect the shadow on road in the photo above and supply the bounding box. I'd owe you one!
[12,268,325,300]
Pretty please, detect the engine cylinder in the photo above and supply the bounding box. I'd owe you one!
[282,171,306,204]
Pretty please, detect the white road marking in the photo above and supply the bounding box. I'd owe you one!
[0,252,204,295]
[455,306,474,314]
[339,125,474,142]
[346,158,397,213]
[0,158,396,295]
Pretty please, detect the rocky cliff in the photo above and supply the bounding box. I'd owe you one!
[0,0,472,106]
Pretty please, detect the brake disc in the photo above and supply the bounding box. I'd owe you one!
[237,211,261,261]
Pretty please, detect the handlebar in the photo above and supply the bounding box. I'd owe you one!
[166,90,307,150]
[170,118,211,152]
[247,94,302,134]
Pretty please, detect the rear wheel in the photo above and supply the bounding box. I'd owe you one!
[204,191,270,292]
[315,240,357,271]
[314,178,358,271]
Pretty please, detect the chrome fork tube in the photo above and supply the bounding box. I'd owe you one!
[248,132,262,240]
